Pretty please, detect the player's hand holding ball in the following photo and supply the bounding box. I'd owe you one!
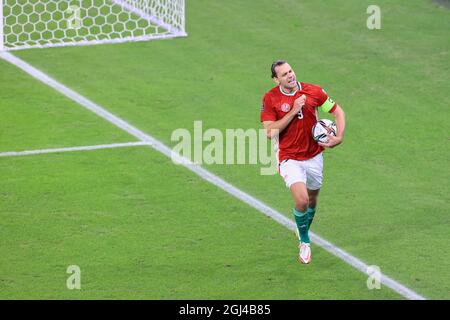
[318,134,342,148]
[313,119,342,149]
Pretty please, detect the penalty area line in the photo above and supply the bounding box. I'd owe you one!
[0,51,426,300]
[0,141,150,158]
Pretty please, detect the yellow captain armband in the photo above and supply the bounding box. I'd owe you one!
[319,97,335,113]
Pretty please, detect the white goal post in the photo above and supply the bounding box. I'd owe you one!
[0,0,186,51]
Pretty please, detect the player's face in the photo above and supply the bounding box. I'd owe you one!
[273,63,297,91]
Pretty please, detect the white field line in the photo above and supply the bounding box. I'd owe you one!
[0,51,426,300]
[0,142,149,158]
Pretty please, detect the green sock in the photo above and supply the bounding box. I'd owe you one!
[293,208,310,244]
[307,207,316,230]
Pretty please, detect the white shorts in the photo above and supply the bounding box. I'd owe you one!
[279,152,323,190]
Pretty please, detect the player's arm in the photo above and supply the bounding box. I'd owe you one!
[318,104,345,148]
[263,95,306,139]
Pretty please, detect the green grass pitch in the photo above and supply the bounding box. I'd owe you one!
[1,0,449,299]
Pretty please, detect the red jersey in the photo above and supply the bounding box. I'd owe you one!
[260,82,337,163]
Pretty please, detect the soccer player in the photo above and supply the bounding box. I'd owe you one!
[260,60,346,264]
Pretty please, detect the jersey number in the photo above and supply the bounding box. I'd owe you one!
[297,107,303,119]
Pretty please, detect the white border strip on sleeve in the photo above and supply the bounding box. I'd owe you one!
[0,51,426,300]
[0,141,149,158]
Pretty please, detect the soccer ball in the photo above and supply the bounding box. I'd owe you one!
[312,119,337,143]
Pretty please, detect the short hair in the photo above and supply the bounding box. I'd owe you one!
[271,60,287,78]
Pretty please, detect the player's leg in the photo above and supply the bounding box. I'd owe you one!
[279,159,312,264]
[290,182,312,264]
[305,152,324,230]
[290,181,310,243]
[307,188,320,229]
[279,160,309,241]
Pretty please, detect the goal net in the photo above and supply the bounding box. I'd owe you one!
[0,0,186,51]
